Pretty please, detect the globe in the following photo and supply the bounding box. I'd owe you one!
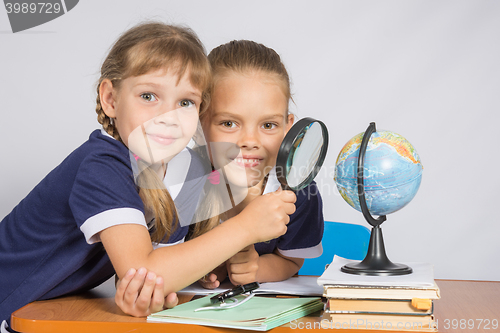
[334,129,423,216]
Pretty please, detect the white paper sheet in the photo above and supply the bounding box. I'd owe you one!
[179,275,323,296]
[317,256,435,287]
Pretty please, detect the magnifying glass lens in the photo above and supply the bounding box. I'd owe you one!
[276,118,328,191]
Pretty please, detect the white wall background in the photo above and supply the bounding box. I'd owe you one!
[1,0,498,281]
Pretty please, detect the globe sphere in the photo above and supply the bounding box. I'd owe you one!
[334,130,423,216]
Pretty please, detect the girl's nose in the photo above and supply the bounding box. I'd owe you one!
[153,107,180,127]
[237,128,260,149]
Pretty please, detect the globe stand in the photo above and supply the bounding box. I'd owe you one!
[341,122,413,276]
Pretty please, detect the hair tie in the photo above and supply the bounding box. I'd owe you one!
[208,170,220,185]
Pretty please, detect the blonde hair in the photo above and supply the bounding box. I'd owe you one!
[205,39,292,119]
[95,22,211,242]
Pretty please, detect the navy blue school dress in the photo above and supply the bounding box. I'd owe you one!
[254,168,324,259]
[0,129,207,327]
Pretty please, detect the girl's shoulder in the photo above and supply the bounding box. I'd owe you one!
[295,180,322,206]
[71,129,131,166]
[49,129,130,175]
[87,129,129,155]
[56,129,133,183]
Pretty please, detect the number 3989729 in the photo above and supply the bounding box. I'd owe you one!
[5,3,62,14]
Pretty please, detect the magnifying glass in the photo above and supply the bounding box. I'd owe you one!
[276,117,329,191]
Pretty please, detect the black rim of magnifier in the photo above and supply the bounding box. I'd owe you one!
[341,122,412,276]
[276,117,329,191]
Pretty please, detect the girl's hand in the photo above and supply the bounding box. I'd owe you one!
[115,268,178,317]
[238,189,296,244]
[226,244,260,285]
[198,263,227,289]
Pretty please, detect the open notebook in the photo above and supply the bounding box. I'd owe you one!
[148,294,323,331]
[179,275,323,296]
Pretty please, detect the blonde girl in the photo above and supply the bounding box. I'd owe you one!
[0,24,296,330]
[198,40,325,288]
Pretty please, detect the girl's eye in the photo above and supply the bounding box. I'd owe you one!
[179,99,195,108]
[221,121,236,128]
[262,123,277,130]
[140,93,157,102]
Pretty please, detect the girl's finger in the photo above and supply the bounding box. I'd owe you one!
[115,268,136,306]
[228,272,253,286]
[123,267,147,306]
[210,279,221,289]
[227,262,249,275]
[135,271,157,312]
[150,276,165,313]
[164,292,179,309]
[116,268,135,290]
[207,273,218,282]
[202,278,220,289]
[229,251,252,264]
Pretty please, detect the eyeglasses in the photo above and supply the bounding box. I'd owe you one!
[195,282,260,312]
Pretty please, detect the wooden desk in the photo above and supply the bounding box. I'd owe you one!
[11,279,500,333]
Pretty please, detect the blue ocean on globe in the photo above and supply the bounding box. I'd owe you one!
[334,130,423,216]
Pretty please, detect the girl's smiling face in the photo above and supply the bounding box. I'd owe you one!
[204,71,294,189]
[101,68,202,167]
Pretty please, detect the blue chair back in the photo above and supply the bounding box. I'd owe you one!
[298,221,370,276]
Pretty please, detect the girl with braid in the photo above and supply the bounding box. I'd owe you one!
[0,23,296,331]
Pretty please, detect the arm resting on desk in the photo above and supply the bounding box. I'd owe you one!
[99,190,295,297]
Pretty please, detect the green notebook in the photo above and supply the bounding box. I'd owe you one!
[148,295,323,331]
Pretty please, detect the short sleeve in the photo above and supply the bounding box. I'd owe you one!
[276,181,324,258]
[69,152,146,244]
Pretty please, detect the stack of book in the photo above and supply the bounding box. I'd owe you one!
[318,256,440,332]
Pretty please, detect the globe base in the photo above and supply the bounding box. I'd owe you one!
[341,261,413,276]
[341,225,413,276]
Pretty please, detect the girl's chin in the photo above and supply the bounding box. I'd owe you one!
[133,154,174,166]
[221,166,268,188]
[230,177,265,190]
